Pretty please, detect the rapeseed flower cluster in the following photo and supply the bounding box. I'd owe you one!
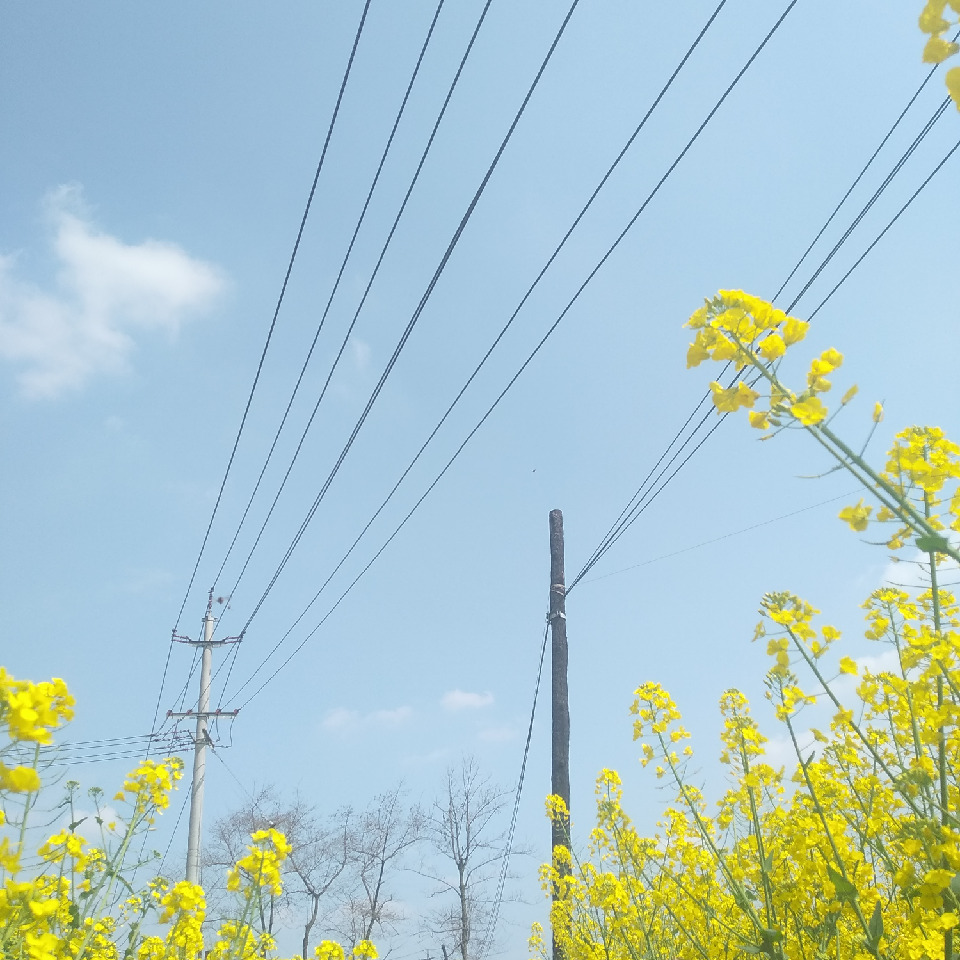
[685,289,960,569]
[227,828,292,898]
[0,668,376,960]
[919,1,960,106]
[538,540,960,957]
[537,86,960,952]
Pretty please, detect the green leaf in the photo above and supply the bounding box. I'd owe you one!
[866,901,883,952]
[762,852,774,874]
[68,817,87,832]
[916,534,950,553]
[826,865,857,903]
[739,930,785,959]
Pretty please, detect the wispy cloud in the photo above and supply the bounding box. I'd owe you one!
[350,336,370,372]
[0,185,225,398]
[441,689,494,711]
[321,705,413,733]
[881,545,959,592]
[477,724,514,742]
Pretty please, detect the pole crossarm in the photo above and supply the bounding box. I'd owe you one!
[166,708,240,719]
[171,635,242,645]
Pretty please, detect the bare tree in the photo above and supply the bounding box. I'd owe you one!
[420,757,516,960]
[203,785,352,955]
[335,785,425,950]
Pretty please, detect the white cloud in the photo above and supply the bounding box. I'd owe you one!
[371,706,413,724]
[58,805,123,845]
[0,185,225,398]
[441,689,494,712]
[763,728,816,773]
[321,708,361,731]
[321,705,412,733]
[349,336,370,371]
[881,545,959,592]
[477,724,514,742]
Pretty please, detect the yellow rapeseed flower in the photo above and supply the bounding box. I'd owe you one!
[789,397,828,426]
[0,763,41,793]
[839,500,872,532]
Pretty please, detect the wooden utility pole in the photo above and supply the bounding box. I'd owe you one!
[549,509,570,960]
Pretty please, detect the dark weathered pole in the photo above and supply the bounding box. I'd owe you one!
[549,509,570,960]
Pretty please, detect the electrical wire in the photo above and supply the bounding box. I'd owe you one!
[233,0,585,638]
[172,0,375,635]
[569,128,960,591]
[149,0,375,738]
[475,623,549,960]
[208,0,454,706]
[211,0,501,645]
[44,744,192,767]
[220,0,729,701]
[207,0,499,668]
[568,97,956,591]
[771,45,954,303]
[805,133,960,322]
[783,96,951,314]
[226,0,798,709]
[216,0,730,706]
[580,491,858,585]
[159,789,191,878]
[39,734,159,751]
[208,0,448,599]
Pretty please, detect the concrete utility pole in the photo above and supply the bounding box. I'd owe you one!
[169,591,239,885]
[548,509,570,960]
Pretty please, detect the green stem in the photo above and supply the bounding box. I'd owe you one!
[925,492,954,960]
[655,727,770,943]
[782,708,872,946]
[731,334,960,565]
[787,626,929,824]
[739,737,777,930]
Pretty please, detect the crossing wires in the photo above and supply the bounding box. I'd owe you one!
[224,0,798,713]
[149,0,375,738]
[207,0,500,636]
[229,0,585,639]
[567,99,959,594]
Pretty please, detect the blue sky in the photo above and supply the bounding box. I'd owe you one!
[2,1,959,955]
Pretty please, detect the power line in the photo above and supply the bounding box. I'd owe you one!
[209,0,500,647]
[783,96,951,314]
[568,93,956,590]
[226,0,798,710]
[206,0,454,708]
[159,789,191,878]
[805,133,960,322]
[476,624,549,960]
[569,126,959,590]
[42,742,193,767]
[172,0,375,634]
[579,491,858,586]
[772,46,954,304]
[220,0,730,702]
[207,0,448,600]
[150,0,375,737]
[233,0,585,638]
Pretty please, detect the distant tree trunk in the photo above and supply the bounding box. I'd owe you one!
[420,756,517,960]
